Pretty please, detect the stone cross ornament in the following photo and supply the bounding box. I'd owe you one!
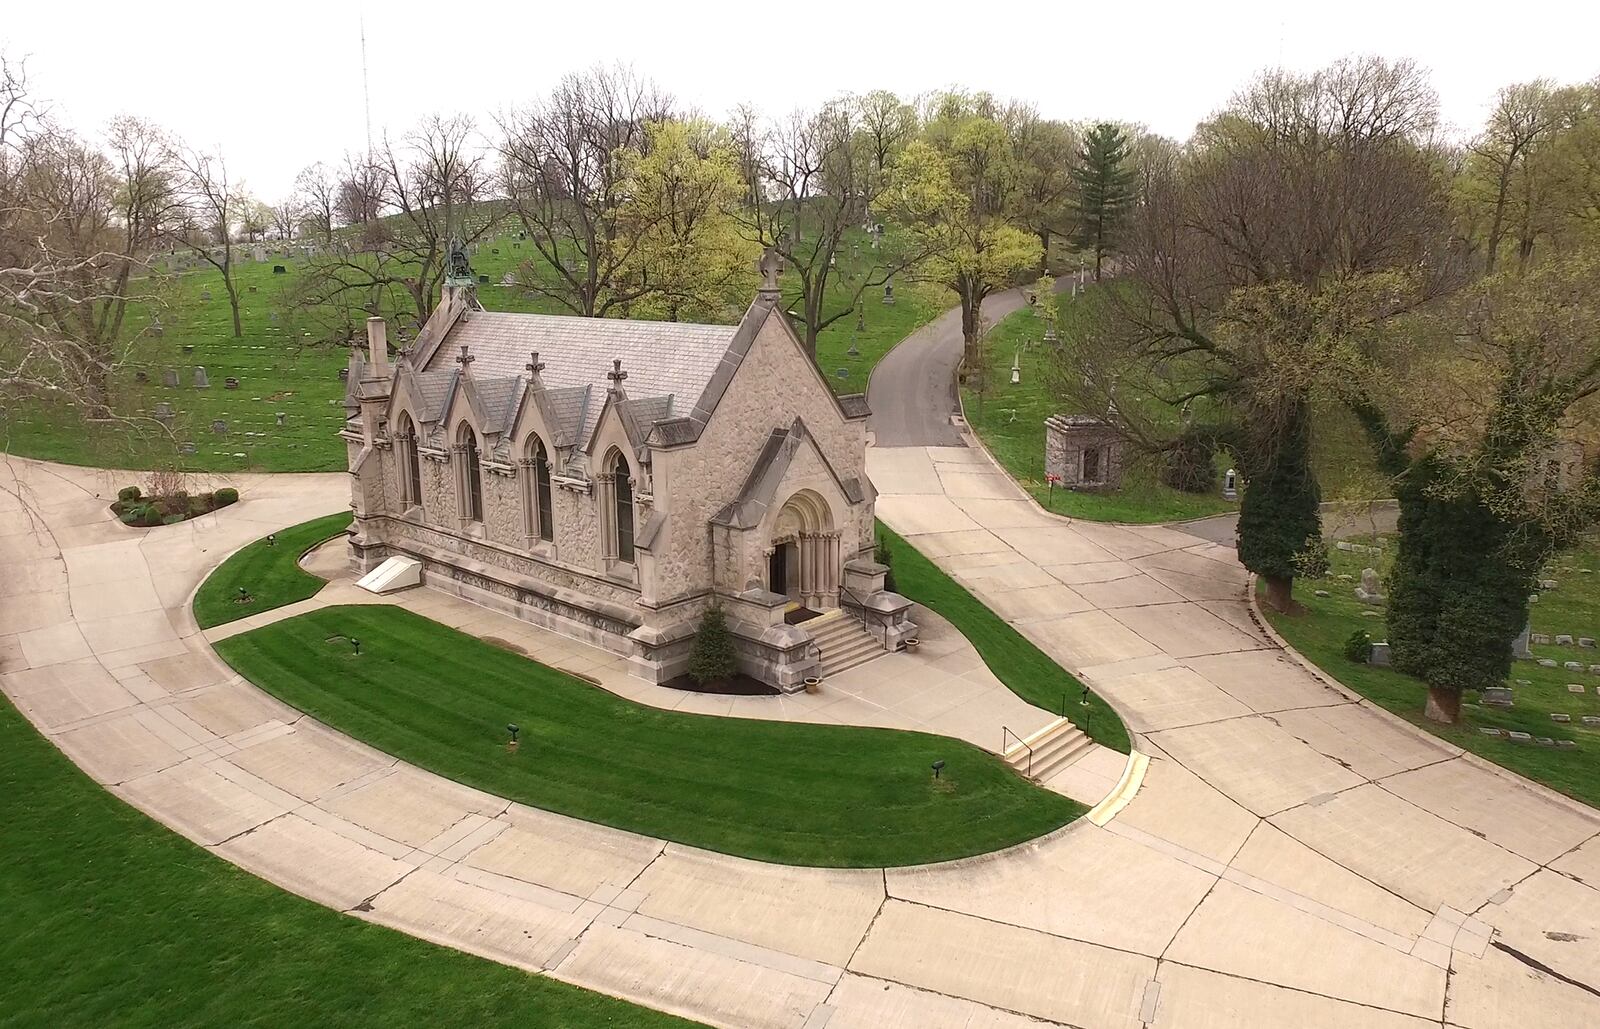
[756,248,783,293]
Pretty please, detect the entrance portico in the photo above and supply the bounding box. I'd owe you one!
[766,489,842,614]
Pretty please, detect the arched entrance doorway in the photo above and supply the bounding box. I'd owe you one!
[767,490,841,617]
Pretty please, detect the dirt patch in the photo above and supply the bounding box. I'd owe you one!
[659,672,779,697]
[481,636,526,656]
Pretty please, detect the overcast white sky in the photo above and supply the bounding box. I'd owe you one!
[7,0,1598,199]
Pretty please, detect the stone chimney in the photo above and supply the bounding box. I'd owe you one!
[366,316,388,375]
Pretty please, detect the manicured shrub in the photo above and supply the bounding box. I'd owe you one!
[213,487,239,507]
[162,512,186,525]
[1343,629,1373,664]
[875,535,897,593]
[687,605,737,686]
[119,509,143,526]
[117,485,141,503]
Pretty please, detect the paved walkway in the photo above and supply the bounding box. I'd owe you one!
[5,452,1600,1028]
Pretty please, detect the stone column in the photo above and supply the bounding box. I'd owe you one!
[596,473,615,562]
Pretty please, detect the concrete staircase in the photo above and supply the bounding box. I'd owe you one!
[1004,717,1093,781]
[807,611,886,679]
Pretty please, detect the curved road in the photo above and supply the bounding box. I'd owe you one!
[868,279,1072,447]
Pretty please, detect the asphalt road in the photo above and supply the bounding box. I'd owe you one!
[866,278,1076,448]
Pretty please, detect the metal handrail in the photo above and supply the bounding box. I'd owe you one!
[1001,726,1033,778]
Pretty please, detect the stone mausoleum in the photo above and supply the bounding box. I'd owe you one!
[1044,414,1125,491]
[342,247,914,690]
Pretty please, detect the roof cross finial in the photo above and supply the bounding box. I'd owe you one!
[525,351,545,378]
[756,247,782,299]
[456,344,475,373]
[607,358,629,392]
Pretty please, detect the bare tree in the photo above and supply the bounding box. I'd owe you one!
[296,114,492,334]
[165,143,250,337]
[0,59,171,423]
[1469,81,1556,274]
[294,161,338,244]
[336,150,383,231]
[497,64,671,317]
[270,196,301,241]
[734,99,931,357]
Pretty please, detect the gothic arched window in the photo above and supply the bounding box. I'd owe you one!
[458,423,483,523]
[610,449,634,563]
[526,436,554,543]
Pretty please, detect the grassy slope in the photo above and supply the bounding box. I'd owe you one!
[193,511,352,628]
[1263,537,1600,809]
[215,605,1081,867]
[2,229,942,474]
[960,288,1236,524]
[0,697,702,1029]
[878,523,1132,753]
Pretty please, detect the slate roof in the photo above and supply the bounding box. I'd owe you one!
[412,310,735,451]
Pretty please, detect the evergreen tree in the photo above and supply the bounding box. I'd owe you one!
[875,535,897,593]
[1235,402,1323,612]
[1068,122,1137,280]
[1386,456,1542,723]
[687,605,738,686]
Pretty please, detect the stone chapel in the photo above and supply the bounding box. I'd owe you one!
[342,247,915,689]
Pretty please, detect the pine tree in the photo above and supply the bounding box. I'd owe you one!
[1068,123,1137,280]
[688,605,738,686]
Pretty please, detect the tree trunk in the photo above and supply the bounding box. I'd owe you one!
[1484,169,1512,274]
[1038,227,1051,276]
[85,361,113,421]
[226,279,243,338]
[1423,684,1462,724]
[1261,574,1296,613]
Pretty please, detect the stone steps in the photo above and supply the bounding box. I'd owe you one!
[1004,717,1092,781]
[808,612,886,679]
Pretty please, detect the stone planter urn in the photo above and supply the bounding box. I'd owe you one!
[804,676,822,694]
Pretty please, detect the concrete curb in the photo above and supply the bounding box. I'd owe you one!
[1087,750,1150,827]
[1244,572,1600,823]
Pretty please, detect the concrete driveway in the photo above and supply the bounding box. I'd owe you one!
[4,450,1599,1029]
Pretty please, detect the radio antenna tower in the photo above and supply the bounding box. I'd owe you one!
[360,15,374,156]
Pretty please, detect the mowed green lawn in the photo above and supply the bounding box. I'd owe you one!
[2,228,945,475]
[0,696,702,1029]
[193,511,351,628]
[214,605,1081,867]
[877,523,1131,753]
[1264,537,1600,809]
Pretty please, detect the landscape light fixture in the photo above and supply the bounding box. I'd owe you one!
[1081,686,1090,707]
[266,533,276,547]
[351,637,361,656]
[931,759,946,780]
[507,723,520,745]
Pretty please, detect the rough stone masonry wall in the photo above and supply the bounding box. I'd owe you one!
[1044,417,1125,489]
[656,316,873,608]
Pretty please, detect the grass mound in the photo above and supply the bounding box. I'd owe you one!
[193,511,351,628]
[214,605,1081,867]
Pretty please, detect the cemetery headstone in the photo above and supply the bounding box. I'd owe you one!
[135,370,149,384]
[1551,713,1571,723]
[478,274,490,284]
[211,419,227,434]
[1513,623,1533,659]
[1354,568,1385,605]
[193,366,210,388]
[273,265,286,274]
[1541,579,1559,589]
[248,284,258,293]
[1509,730,1532,742]
[1223,469,1238,499]
[1583,716,1600,727]
[1564,661,1584,672]
[200,290,212,301]
[1369,641,1391,667]
[178,441,197,455]
[162,368,179,388]
[154,402,174,427]
[276,412,286,427]
[1569,684,1587,693]
[1532,633,1551,645]
[224,377,240,390]
[1538,658,1559,668]
[1482,687,1514,707]
[882,280,896,305]
[1581,637,1595,648]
